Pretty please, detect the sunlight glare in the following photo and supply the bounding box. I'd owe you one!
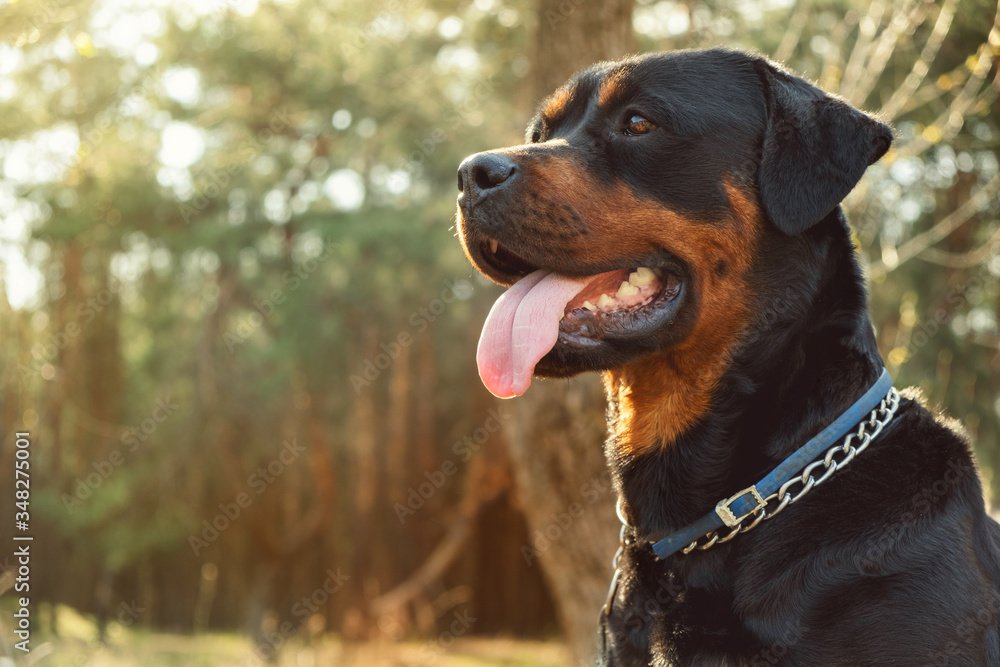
[158,122,204,169]
[162,67,201,107]
[2,125,79,185]
[323,169,365,212]
[0,247,43,310]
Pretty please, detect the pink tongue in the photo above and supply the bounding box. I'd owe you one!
[477,269,591,398]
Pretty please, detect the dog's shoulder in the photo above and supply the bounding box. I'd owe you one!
[882,386,980,480]
[820,387,987,528]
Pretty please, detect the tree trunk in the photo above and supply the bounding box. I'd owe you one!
[497,3,635,664]
[503,376,620,666]
[531,0,635,106]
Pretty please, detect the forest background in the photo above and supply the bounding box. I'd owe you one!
[0,0,998,664]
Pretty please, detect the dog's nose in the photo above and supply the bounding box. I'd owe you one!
[457,152,517,207]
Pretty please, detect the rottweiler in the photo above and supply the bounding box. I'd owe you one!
[454,48,1000,665]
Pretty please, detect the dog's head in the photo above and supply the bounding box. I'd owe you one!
[456,49,891,401]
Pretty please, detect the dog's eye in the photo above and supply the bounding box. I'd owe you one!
[624,115,655,136]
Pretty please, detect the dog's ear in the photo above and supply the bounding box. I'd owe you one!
[755,61,893,235]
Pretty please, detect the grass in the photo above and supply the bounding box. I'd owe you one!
[7,606,569,667]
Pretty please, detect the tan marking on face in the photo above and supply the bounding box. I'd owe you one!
[509,154,762,454]
[457,144,763,454]
[602,183,763,458]
[597,66,633,109]
[543,87,574,122]
[597,78,622,109]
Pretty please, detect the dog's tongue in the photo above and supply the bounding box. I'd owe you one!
[477,269,591,398]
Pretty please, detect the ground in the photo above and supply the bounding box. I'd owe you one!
[1,606,569,666]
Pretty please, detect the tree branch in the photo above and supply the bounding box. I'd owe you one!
[820,13,855,92]
[880,0,959,120]
[369,450,510,620]
[369,512,475,618]
[917,225,1000,268]
[773,0,813,64]
[850,0,931,108]
[870,169,1000,278]
[840,1,888,102]
[898,0,1000,158]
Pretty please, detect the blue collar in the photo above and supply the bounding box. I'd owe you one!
[650,368,894,560]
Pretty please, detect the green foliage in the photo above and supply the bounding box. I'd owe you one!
[0,0,997,638]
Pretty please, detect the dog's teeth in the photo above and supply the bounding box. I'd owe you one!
[597,294,615,309]
[583,300,597,311]
[489,239,499,253]
[617,281,639,297]
[629,267,655,287]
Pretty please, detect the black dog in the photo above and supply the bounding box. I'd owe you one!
[455,48,1000,665]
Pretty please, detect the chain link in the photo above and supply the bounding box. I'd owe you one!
[680,387,900,555]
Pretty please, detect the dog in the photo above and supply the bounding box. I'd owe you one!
[454,48,1000,665]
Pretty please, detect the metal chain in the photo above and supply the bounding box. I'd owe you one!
[603,498,631,616]
[680,386,901,555]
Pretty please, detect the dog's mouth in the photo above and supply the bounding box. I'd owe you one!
[475,237,685,398]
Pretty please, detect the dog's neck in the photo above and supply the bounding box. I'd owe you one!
[605,208,884,539]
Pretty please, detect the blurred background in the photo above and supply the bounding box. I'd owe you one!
[0,0,997,664]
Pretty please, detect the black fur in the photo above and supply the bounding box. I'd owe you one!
[753,61,893,235]
[603,205,1000,665]
[588,52,1000,665]
[457,48,1000,664]
[527,49,769,221]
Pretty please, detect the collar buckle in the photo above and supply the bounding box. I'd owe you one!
[715,485,765,527]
